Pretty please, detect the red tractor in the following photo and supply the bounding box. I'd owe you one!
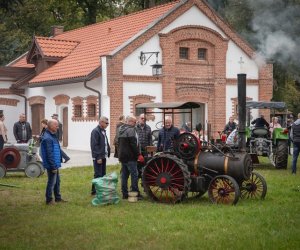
[136,102,267,205]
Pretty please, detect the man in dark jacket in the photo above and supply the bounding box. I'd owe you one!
[251,114,269,128]
[118,115,142,199]
[90,116,110,195]
[291,113,300,174]
[13,113,32,143]
[157,116,180,152]
[136,113,152,156]
[40,119,66,205]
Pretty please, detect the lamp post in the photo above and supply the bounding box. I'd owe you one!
[139,51,163,77]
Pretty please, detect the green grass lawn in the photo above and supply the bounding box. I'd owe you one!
[0,157,299,250]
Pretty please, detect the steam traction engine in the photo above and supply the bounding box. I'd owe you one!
[137,102,267,205]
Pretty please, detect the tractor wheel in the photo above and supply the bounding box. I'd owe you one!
[142,154,190,203]
[275,140,288,169]
[0,163,6,178]
[25,162,43,178]
[240,171,267,199]
[208,175,240,205]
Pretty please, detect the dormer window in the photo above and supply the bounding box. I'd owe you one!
[179,47,189,59]
[198,48,207,60]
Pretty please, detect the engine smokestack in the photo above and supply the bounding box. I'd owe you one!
[238,73,247,151]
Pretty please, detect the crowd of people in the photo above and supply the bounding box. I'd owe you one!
[0,110,299,205]
[91,114,182,201]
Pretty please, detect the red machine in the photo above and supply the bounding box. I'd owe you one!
[0,141,44,178]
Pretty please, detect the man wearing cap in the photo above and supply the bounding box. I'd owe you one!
[51,114,70,163]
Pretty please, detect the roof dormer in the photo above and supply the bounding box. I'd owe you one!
[26,36,80,74]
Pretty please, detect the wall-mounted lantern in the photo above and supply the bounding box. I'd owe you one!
[139,51,163,77]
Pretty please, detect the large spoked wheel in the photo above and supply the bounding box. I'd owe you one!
[142,155,190,203]
[208,175,240,205]
[25,162,43,178]
[240,171,267,199]
[0,163,6,178]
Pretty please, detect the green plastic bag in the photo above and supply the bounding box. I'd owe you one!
[92,172,120,206]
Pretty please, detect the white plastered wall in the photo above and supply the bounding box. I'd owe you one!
[226,41,259,79]
[25,77,104,151]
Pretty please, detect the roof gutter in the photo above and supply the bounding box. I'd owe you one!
[83,67,102,118]
[15,93,28,118]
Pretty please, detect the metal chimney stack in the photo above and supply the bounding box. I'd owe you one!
[238,73,247,151]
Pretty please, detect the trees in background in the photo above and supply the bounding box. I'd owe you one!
[0,0,299,113]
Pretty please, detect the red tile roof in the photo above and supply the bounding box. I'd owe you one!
[12,1,180,85]
[34,37,80,58]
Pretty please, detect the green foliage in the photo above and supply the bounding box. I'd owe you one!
[273,63,300,115]
[0,163,299,249]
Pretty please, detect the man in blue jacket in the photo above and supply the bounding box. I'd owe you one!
[90,116,110,195]
[41,119,66,205]
[157,116,180,152]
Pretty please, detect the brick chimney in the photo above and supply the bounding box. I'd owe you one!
[51,26,64,37]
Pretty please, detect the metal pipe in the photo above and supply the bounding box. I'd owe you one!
[238,73,247,151]
[15,94,27,117]
[83,80,101,118]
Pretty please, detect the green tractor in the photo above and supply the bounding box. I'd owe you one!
[246,101,289,169]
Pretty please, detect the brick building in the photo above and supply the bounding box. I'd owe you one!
[0,0,273,150]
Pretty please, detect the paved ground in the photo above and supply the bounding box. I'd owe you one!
[60,148,119,169]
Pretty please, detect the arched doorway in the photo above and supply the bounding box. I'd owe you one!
[62,107,68,147]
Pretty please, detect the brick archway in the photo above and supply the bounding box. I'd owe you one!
[129,94,156,121]
[53,94,70,105]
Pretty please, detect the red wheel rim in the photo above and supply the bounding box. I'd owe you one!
[143,156,188,203]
